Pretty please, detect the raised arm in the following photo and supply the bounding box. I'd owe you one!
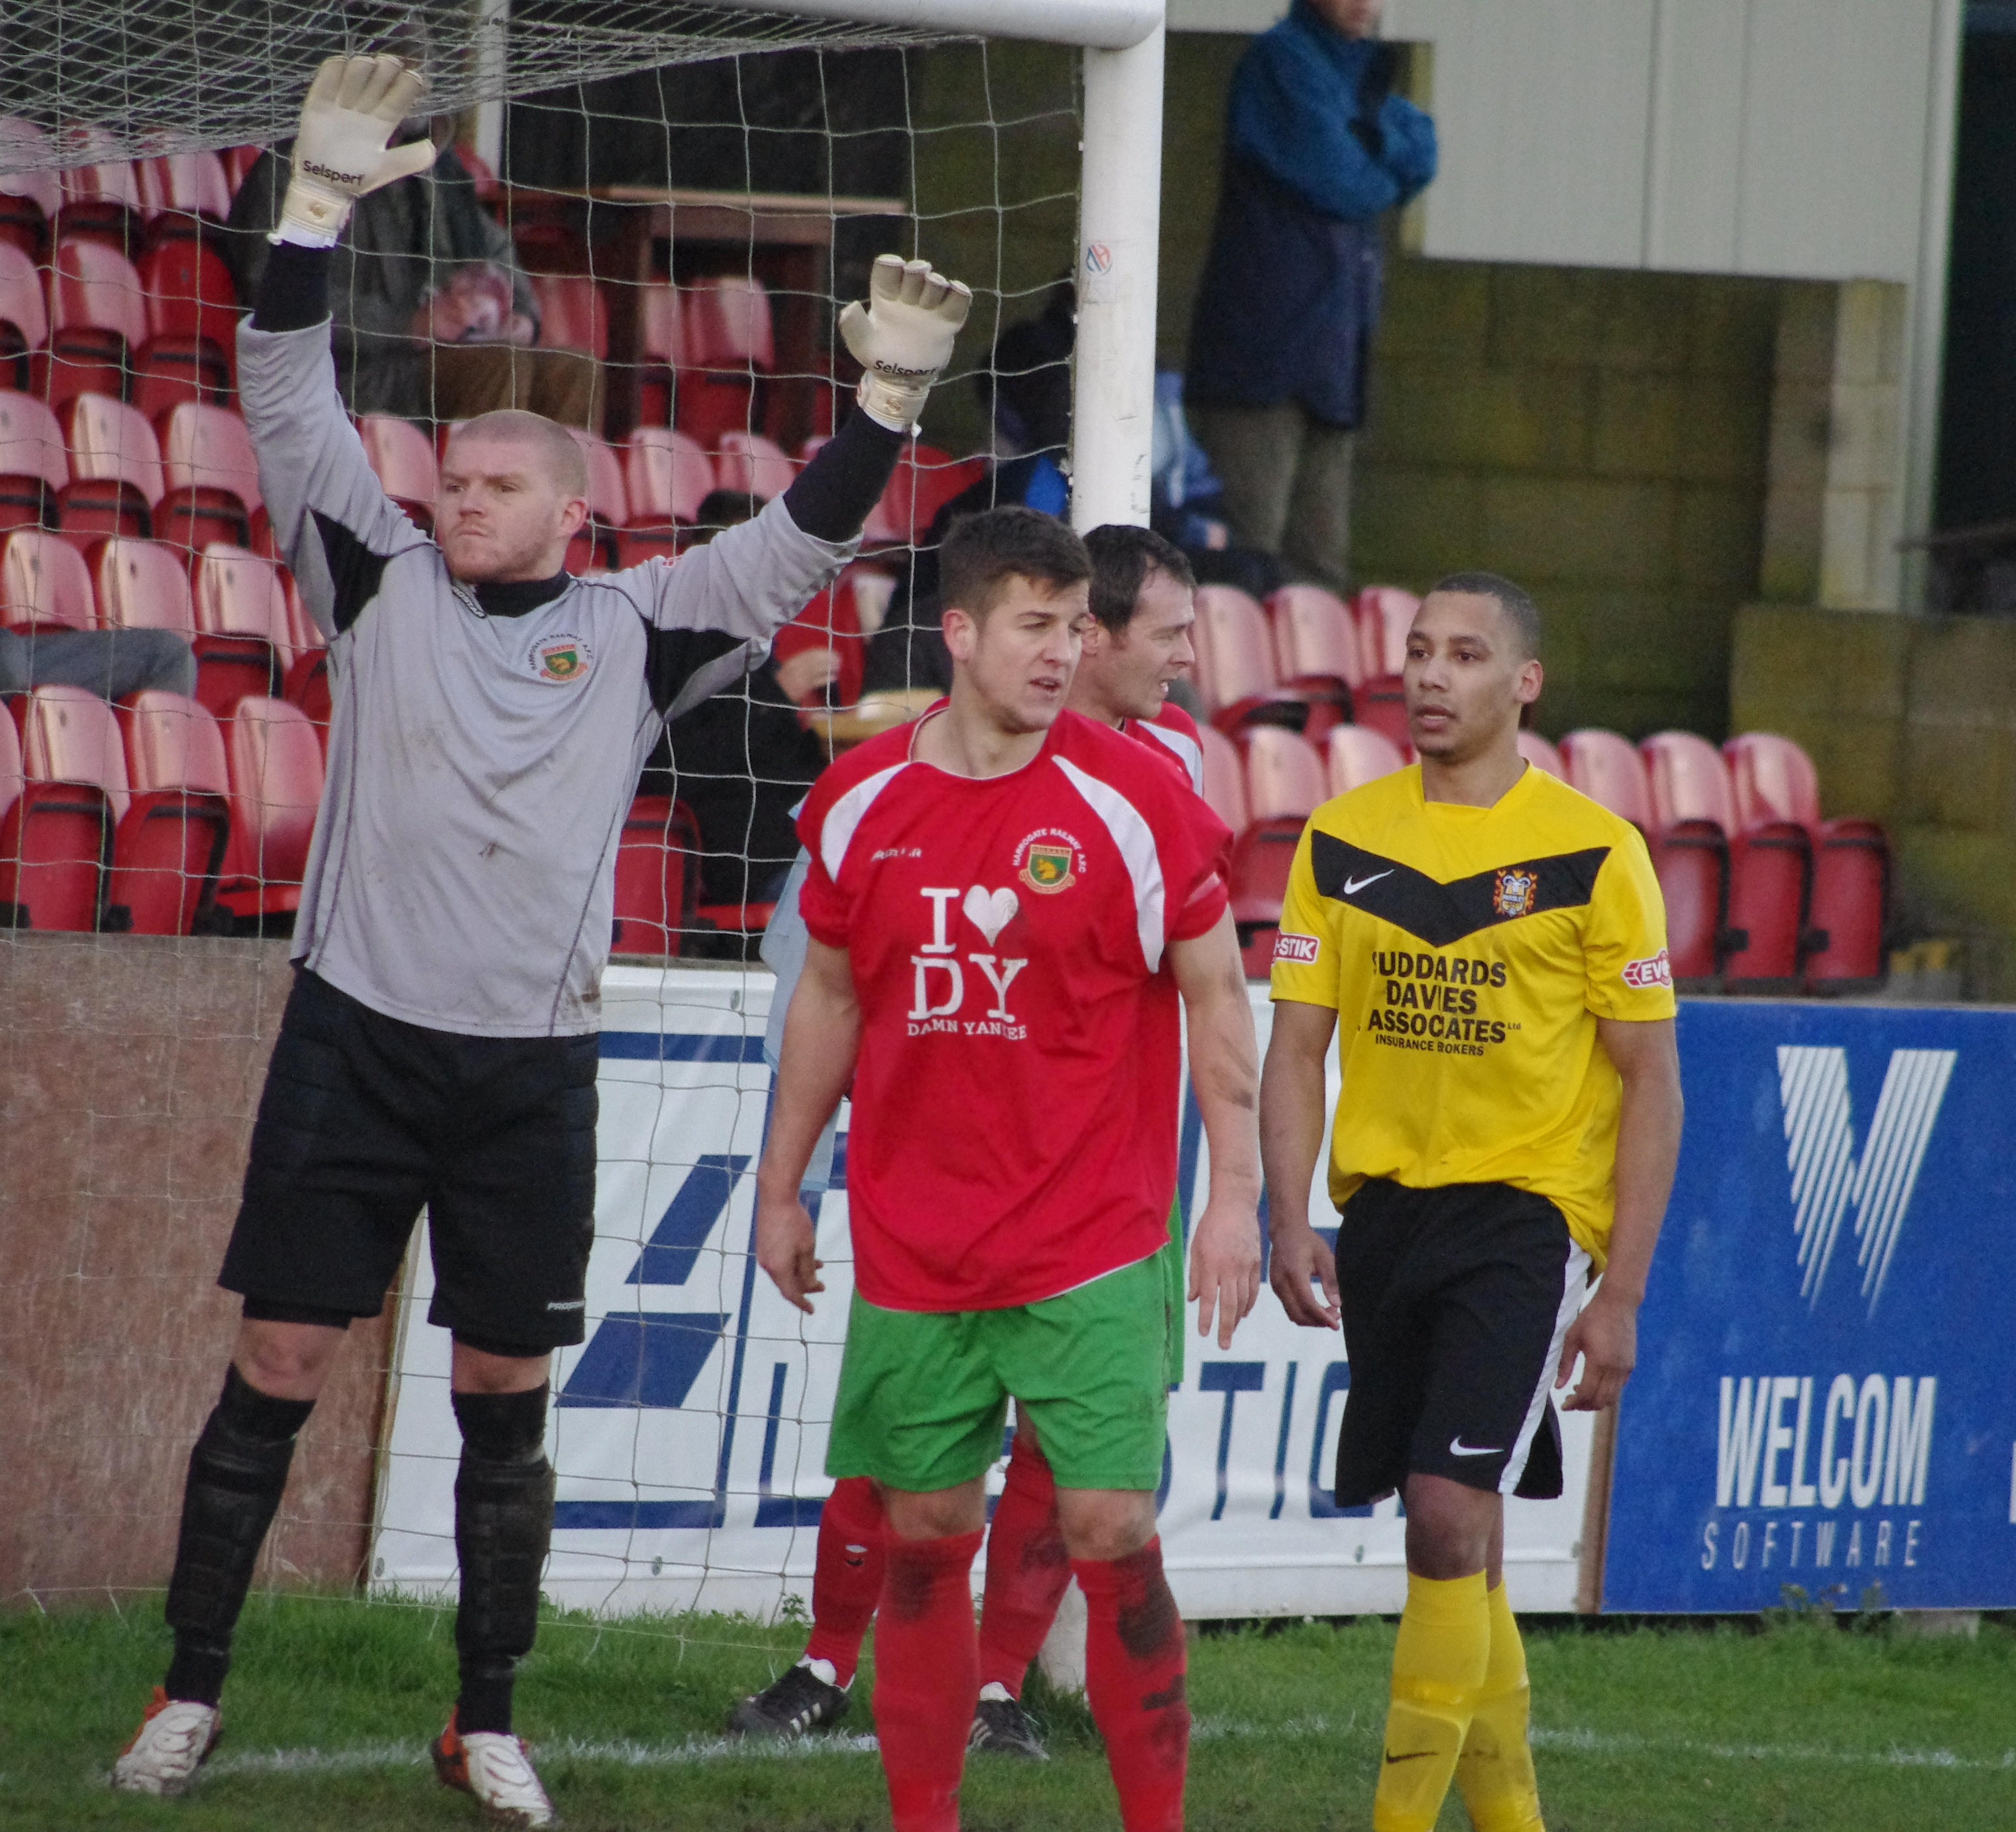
[1171,910,1263,1349]
[754,937,862,1314]
[237,55,440,639]
[1557,1015,1683,1411]
[1260,996,1342,1330]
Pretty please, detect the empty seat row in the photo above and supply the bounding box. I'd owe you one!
[0,239,236,418]
[1216,720,1884,993]
[0,685,320,935]
[1191,581,1421,750]
[0,128,239,250]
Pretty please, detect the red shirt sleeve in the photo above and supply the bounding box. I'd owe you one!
[793,779,852,948]
[1161,775,1233,942]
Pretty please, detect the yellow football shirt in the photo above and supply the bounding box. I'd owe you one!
[1269,763,1675,1264]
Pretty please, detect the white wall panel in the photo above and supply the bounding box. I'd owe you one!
[1642,0,1750,272]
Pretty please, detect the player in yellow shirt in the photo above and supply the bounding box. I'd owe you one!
[1260,572,1683,1832]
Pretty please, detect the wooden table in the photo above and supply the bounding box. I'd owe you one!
[498,186,906,446]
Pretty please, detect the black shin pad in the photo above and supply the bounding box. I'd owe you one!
[452,1388,554,1735]
[164,1371,311,1704]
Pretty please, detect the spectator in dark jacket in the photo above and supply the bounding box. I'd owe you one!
[1187,0,1435,593]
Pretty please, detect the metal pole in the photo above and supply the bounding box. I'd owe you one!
[1069,20,1166,532]
[732,0,1161,51]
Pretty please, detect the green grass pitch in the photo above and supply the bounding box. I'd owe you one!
[3,1594,2011,1829]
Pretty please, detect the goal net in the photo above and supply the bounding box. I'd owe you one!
[3,0,1161,1645]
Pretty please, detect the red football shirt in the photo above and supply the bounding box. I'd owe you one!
[797,706,1231,1312]
[1121,703,1205,794]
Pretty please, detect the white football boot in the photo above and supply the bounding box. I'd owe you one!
[433,1711,558,1828]
[111,1687,222,1795]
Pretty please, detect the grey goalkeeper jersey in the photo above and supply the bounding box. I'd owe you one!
[240,318,856,1037]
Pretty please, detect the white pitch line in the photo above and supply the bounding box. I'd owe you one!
[178,1721,2014,1783]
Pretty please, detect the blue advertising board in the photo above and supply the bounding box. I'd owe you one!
[1604,1000,2016,1611]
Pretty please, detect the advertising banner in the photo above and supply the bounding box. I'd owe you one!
[1604,1000,2016,1611]
[372,965,1595,1620]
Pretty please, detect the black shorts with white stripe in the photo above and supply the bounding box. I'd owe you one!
[1331,1177,1591,1507]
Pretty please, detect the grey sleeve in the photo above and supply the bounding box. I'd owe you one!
[633,495,857,721]
[758,847,840,1193]
[235,317,426,641]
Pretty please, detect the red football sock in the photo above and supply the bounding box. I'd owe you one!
[803,1476,886,1685]
[873,1529,984,1832]
[977,1434,1069,1698]
[1075,1538,1190,1832]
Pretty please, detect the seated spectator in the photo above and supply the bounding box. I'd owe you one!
[0,625,195,701]
[640,489,830,918]
[227,124,601,429]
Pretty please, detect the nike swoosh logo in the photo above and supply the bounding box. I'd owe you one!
[1342,870,1393,895]
[1383,1750,1436,1765]
[1450,1436,1505,1457]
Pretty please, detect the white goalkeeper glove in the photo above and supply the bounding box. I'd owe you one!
[276,53,436,247]
[839,255,973,433]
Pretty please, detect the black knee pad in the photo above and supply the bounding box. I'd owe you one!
[165,1369,312,1648]
[452,1386,553,1667]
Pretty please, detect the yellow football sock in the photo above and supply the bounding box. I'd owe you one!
[1454,1580,1546,1832]
[1372,1571,1491,1832]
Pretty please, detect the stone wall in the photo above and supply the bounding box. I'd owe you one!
[1,935,394,1604]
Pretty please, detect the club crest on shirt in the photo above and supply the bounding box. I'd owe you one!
[534,635,592,683]
[1014,828,1084,895]
[1491,865,1538,918]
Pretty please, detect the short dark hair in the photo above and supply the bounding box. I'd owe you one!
[940,506,1091,619]
[693,487,765,531]
[1083,524,1196,635]
[1427,570,1542,660]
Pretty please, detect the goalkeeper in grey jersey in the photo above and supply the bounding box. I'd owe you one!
[111,55,972,1827]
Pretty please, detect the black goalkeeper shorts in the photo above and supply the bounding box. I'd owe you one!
[1332,1177,1592,1508]
[220,967,599,1350]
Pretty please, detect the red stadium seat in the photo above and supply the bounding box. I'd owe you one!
[1,527,93,632]
[1724,731,1890,991]
[0,121,57,255]
[134,153,232,227]
[715,429,796,503]
[637,286,689,426]
[133,240,237,416]
[357,413,437,529]
[872,444,984,546]
[563,428,626,573]
[1197,723,1247,834]
[219,145,265,199]
[0,684,123,929]
[1644,729,1807,989]
[1353,585,1420,677]
[1517,729,1565,778]
[1351,675,1411,753]
[60,392,163,544]
[0,242,48,392]
[107,689,231,933]
[0,388,65,532]
[1241,727,1327,822]
[39,240,147,412]
[91,535,195,636]
[611,794,701,955]
[1269,583,1363,694]
[190,542,289,716]
[1327,724,1405,796]
[1559,728,1652,828]
[673,275,773,448]
[528,274,609,362]
[281,647,330,750]
[55,147,142,249]
[620,427,713,564]
[1192,585,1322,734]
[214,695,322,918]
[1228,821,1303,939]
[157,401,259,550]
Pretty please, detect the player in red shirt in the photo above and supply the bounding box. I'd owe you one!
[729,520,1226,1759]
[756,507,1263,1832]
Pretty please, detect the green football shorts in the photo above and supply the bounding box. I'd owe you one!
[828,1249,1172,1494]
[1162,1191,1187,1388]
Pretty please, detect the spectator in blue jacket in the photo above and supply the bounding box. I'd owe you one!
[1187,0,1435,594]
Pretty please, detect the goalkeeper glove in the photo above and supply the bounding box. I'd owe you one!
[277,53,437,247]
[839,255,973,433]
